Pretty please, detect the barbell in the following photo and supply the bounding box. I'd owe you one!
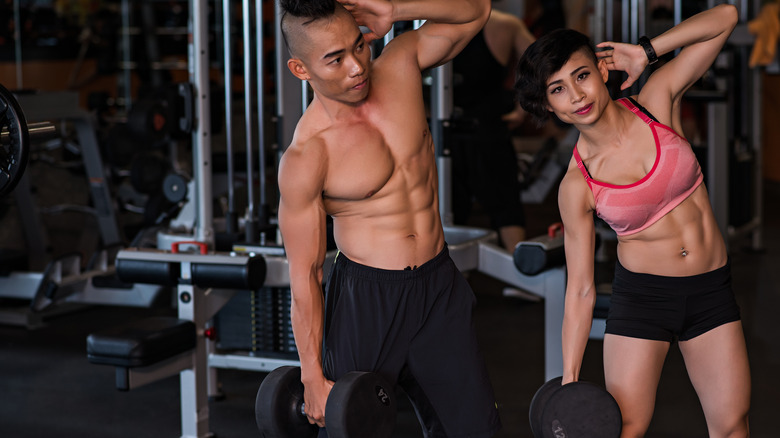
[0,84,56,197]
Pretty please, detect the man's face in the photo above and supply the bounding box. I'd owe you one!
[292,9,372,105]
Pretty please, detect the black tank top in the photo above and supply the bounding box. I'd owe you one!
[453,30,515,121]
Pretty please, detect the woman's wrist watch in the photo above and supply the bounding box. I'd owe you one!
[638,36,659,65]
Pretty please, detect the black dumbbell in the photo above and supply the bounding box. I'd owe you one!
[255,366,396,438]
[529,376,622,438]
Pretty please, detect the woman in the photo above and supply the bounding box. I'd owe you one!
[514,5,750,438]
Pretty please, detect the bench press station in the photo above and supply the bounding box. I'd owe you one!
[86,243,267,438]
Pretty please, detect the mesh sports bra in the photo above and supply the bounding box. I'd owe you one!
[573,98,703,236]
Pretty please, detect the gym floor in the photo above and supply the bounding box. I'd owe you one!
[1,157,778,437]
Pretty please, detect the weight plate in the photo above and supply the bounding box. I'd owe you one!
[0,84,29,197]
[325,371,396,438]
[255,366,318,438]
[163,173,188,203]
[529,376,563,437]
[540,380,622,438]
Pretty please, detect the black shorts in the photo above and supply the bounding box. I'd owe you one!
[605,259,741,342]
[320,246,501,438]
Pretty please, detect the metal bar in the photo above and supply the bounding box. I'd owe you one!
[243,0,257,242]
[622,0,630,46]
[301,81,310,110]
[707,101,729,244]
[256,0,268,213]
[12,0,22,89]
[594,0,605,43]
[750,66,763,249]
[637,0,646,39]
[190,0,214,245]
[74,119,122,246]
[223,0,237,233]
[274,1,303,154]
[630,0,639,44]
[121,0,132,108]
[674,0,682,25]
[209,352,301,372]
[431,63,453,225]
[1,122,56,142]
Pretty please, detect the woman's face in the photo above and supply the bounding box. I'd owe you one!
[544,49,610,125]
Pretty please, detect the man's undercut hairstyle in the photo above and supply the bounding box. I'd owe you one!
[280,0,338,56]
[514,29,598,124]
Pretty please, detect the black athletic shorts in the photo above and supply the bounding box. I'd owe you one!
[319,245,501,438]
[605,259,741,343]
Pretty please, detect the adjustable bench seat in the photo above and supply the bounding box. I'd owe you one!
[86,316,196,390]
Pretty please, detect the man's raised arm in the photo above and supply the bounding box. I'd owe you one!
[277,141,333,427]
[340,0,491,70]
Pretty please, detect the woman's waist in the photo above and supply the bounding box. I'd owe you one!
[616,234,727,278]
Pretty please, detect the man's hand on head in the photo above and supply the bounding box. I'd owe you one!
[338,0,395,43]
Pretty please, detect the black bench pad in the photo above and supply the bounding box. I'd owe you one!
[87,317,196,367]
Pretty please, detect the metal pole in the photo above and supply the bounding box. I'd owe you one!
[274,0,303,154]
[622,0,630,47]
[256,0,268,221]
[223,0,238,234]
[12,0,22,89]
[593,0,605,43]
[190,0,214,245]
[431,62,453,226]
[121,0,133,108]
[674,0,682,25]
[243,0,257,242]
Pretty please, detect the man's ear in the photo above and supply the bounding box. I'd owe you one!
[287,58,310,81]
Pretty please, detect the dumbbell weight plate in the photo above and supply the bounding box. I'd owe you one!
[529,376,563,437]
[255,366,318,438]
[539,380,622,438]
[325,371,396,438]
[163,173,189,203]
[0,84,29,197]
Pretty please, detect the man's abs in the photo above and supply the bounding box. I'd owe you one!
[332,212,445,270]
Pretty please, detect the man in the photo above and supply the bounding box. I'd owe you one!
[276,0,500,436]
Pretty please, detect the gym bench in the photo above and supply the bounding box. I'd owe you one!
[86,245,266,438]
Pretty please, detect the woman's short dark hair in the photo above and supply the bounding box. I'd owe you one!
[514,29,598,124]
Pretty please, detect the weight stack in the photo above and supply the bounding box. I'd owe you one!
[274,288,297,354]
[213,287,298,358]
[252,288,277,353]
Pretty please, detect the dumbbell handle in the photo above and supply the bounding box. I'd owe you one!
[1,121,56,143]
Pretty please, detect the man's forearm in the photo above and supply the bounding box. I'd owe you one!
[391,0,489,25]
[290,280,326,383]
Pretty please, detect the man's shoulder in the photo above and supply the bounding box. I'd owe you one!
[282,133,327,170]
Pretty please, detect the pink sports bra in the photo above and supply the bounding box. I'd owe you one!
[573,98,703,236]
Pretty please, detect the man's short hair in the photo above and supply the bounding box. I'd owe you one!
[280,0,338,56]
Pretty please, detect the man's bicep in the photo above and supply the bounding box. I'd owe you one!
[278,155,328,278]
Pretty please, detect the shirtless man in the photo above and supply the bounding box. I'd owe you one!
[276,0,500,436]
